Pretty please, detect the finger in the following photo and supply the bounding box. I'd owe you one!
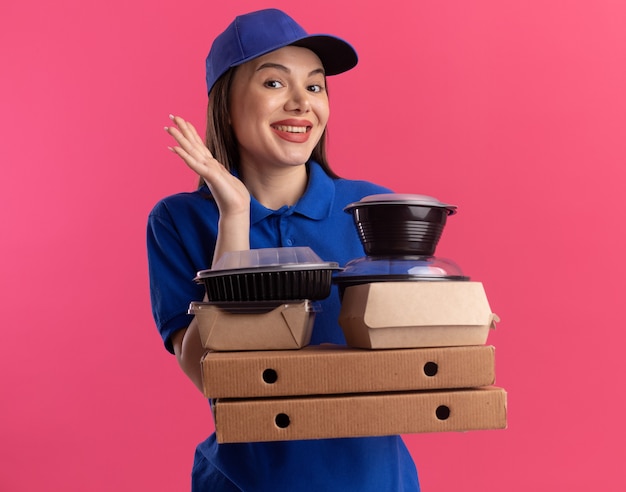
[165,126,193,155]
[168,145,196,167]
[166,128,219,176]
[169,146,216,179]
[166,120,217,169]
[186,121,207,147]
[172,115,206,149]
[167,117,208,155]
[170,115,199,143]
[165,116,225,179]
[166,125,203,157]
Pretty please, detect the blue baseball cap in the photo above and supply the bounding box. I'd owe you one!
[205,9,358,95]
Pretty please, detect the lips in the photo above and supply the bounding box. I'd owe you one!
[270,119,313,143]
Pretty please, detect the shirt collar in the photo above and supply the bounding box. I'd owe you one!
[249,161,334,224]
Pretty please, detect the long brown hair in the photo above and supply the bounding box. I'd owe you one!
[198,66,340,188]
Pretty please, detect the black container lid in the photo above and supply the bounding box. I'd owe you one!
[344,193,457,215]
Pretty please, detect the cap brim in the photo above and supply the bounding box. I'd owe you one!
[291,35,358,75]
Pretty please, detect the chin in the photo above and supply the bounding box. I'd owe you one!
[286,156,314,167]
[277,150,315,167]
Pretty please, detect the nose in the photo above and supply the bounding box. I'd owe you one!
[284,87,311,113]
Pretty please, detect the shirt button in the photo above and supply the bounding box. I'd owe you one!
[286,239,294,246]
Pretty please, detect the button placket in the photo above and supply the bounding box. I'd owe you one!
[279,215,295,247]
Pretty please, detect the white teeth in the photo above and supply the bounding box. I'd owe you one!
[273,125,308,133]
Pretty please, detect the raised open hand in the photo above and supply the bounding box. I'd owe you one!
[165,115,250,218]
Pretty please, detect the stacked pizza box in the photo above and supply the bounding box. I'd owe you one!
[193,279,506,444]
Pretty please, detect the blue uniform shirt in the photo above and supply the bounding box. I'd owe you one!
[147,161,420,491]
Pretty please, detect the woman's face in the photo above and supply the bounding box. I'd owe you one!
[229,46,330,172]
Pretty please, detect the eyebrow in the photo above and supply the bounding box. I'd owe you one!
[256,62,325,77]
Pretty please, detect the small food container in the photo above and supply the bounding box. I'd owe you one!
[189,300,319,351]
[344,194,457,257]
[194,247,341,302]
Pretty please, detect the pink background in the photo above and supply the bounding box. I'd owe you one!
[2,0,625,490]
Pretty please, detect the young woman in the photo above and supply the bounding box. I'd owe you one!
[148,8,420,491]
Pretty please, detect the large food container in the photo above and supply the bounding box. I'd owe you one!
[195,247,340,302]
[338,281,499,349]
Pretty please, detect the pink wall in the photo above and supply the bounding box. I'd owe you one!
[1,0,625,490]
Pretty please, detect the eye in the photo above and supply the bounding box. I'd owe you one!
[264,80,284,89]
[307,84,324,93]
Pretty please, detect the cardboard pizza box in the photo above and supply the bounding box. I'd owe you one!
[202,344,496,398]
[212,386,507,443]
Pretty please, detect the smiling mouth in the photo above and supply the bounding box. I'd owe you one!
[271,125,310,134]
